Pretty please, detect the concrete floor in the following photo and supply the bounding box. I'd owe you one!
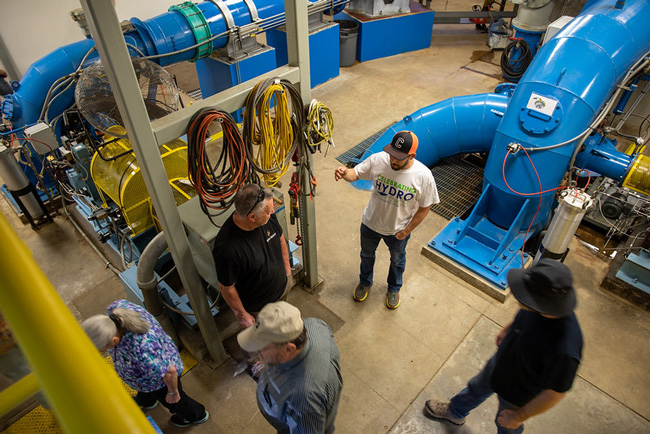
[3,18,650,434]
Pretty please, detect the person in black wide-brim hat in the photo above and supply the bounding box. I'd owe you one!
[423,259,583,433]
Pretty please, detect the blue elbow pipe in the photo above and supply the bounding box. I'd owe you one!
[2,39,96,129]
[352,93,509,190]
[483,0,650,232]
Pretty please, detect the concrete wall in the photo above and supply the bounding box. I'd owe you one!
[0,0,176,80]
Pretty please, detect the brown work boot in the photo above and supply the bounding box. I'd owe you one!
[423,399,466,425]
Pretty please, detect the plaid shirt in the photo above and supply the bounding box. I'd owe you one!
[107,300,183,392]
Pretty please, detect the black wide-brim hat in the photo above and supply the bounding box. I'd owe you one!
[507,259,576,317]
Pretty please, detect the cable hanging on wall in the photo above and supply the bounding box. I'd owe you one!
[305,99,334,155]
[243,77,303,187]
[187,107,252,225]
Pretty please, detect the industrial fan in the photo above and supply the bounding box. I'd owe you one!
[74,56,193,237]
[75,56,180,138]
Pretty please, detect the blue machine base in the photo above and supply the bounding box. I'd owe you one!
[616,249,650,295]
[428,216,529,290]
[72,196,159,264]
[334,4,434,63]
[195,47,277,122]
[266,22,340,88]
[118,265,219,329]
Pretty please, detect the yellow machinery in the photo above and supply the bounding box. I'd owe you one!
[90,137,195,236]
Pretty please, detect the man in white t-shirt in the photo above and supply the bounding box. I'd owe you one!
[335,131,439,309]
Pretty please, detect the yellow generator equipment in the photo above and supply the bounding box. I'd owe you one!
[90,138,195,235]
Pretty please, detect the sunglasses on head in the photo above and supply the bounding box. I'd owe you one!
[247,185,266,216]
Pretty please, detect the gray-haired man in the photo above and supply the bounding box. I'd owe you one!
[238,301,343,433]
[212,183,292,329]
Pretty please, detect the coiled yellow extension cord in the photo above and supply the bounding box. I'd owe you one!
[306,100,334,151]
[244,79,296,187]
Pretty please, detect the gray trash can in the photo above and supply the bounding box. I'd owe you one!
[335,20,359,67]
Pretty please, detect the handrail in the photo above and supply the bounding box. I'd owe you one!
[0,373,39,417]
[0,211,156,433]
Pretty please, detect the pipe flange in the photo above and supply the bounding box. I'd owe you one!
[169,1,213,61]
[519,92,562,135]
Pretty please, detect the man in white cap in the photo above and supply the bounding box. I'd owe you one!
[237,301,342,433]
[423,259,583,433]
[335,131,439,309]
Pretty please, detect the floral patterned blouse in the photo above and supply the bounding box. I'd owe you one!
[107,299,183,393]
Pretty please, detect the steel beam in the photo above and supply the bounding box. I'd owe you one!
[80,0,228,366]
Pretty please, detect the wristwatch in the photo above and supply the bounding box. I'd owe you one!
[167,391,177,395]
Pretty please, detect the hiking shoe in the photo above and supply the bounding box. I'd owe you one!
[171,410,210,427]
[423,399,466,425]
[353,283,371,302]
[386,291,401,309]
[139,401,158,411]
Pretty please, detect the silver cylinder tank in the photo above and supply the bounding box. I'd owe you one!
[540,188,593,256]
[512,0,556,32]
[0,144,44,218]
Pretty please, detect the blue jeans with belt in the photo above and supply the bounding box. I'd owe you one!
[449,355,524,434]
[359,223,410,292]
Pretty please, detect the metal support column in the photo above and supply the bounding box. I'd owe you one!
[0,34,21,80]
[80,0,228,366]
[284,0,321,289]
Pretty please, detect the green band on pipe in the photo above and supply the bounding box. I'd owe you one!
[169,2,213,61]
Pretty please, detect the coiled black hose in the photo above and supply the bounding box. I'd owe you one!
[501,39,532,82]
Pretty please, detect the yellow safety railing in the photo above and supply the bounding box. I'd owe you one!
[0,211,156,433]
[0,373,39,416]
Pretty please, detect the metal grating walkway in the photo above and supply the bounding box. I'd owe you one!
[335,126,392,166]
[430,155,484,220]
[186,88,203,100]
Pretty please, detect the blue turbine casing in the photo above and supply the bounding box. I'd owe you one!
[484,0,650,232]
[350,0,650,290]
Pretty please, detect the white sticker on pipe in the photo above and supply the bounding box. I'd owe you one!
[526,93,558,117]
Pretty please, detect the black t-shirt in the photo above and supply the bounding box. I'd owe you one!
[212,213,287,312]
[490,309,583,407]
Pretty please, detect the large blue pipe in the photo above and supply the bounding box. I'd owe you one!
[484,0,650,232]
[353,93,510,190]
[349,0,650,289]
[1,0,346,130]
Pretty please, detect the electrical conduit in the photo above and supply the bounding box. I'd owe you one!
[135,231,180,346]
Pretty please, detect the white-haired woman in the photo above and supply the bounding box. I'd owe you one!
[81,299,209,427]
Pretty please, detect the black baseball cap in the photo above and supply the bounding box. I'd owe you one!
[507,259,576,317]
[383,131,418,160]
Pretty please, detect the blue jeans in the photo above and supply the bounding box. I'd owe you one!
[449,356,524,434]
[359,223,410,292]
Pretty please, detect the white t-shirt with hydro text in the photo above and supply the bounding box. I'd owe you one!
[354,152,439,236]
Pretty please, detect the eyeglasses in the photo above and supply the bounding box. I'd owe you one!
[247,185,266,216]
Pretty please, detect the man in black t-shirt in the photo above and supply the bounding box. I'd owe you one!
[213,184,292,329]
[424,259,583,433]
